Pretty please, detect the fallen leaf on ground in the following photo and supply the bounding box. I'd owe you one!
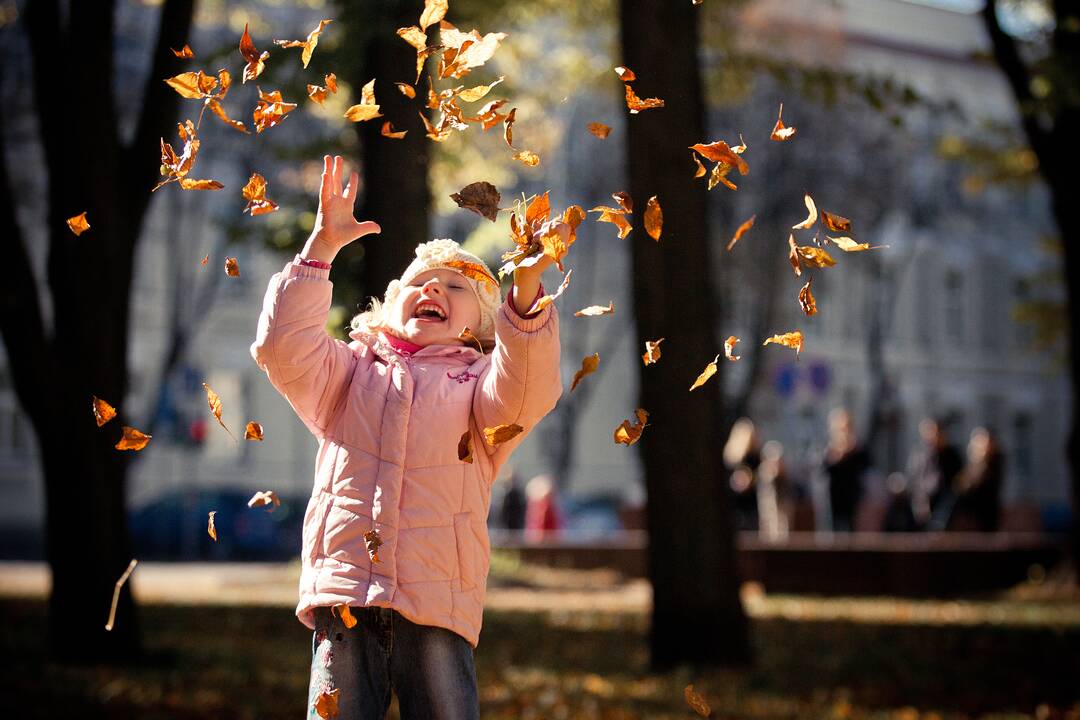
[689,354,720,391]
[724,336,740,361]
[208,511,218,541]
[727,214,755,251]
[644,196,663,240]
[642,338,664,366]
[484,423,524,446]
[273,18,332,68]
[450,181,501,221]
[587,122,612,138]
[244,421,264,441]
[614,408,648,446]
[763,330,804,356]
[575,301,615,317]
[115,426,151,451]
[571,353,600,392]
[247,490,280,512]
[104,559,138,631]
[92,396,117,427]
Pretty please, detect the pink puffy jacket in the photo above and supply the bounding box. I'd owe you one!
[250,258,561,646]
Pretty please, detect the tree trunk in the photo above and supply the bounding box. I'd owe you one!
[619,0,750,669]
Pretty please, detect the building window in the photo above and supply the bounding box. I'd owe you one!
[944,270,964,344]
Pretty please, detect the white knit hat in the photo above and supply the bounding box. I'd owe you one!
[383,239,502,340]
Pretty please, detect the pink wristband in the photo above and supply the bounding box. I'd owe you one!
[297,256,331,270]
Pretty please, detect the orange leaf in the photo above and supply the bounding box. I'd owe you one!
[115,426,151,451]
[363,528,383,563]
[689,140,749,175]
[614,408,648,446]
[707,162,739,191]
[66,211,90,236]
[164,70,217,100]
[574,301,615,317]
[484,424,524,446]
[92,396,117,427]
[684,684,712,718]
[344,79,382,122]
[242,172,278,216]
[325,73,338,93]
[253,87,297,133]
[624,84,664,113]
[307,84,329,105]
[503,107,517,147]
[770,102,797,141]
[799,278,817,317]
[396,82,416,98]
[247,490,280,512]
[458,76,504,103]
[593,209,632,239]
[207,511,218,541]
[724,336,740,361]
[642,338,664,366]
[828,235,885,252]
[526,269,572,314]
[206,98,248,133]
[787,234,802,278]
[763,330,804,356]
[380,120,407,139]
[821,210,851,233]
[457,326,485,353]
[587,121,612,139]
[239,24,270,83]
[273,18,332,68]
[792,193,818,230]
[644,196,663,241]
[796,245,836,268]
[203,382,235,440]
[571,353,600,392]
[450,181,501,222]
[445,261,498,289]
[612,191,633,213]
[330,604,358,629]
[727,214,755,251]
[614,66,637,82]
[689,354,720,391]
[244,421,264,441]
[314,688,340,719]
[178,178,224,191]
[458,430,474,463]
[200,254,209,266]
[225,257,240,277]
[691,152,707,178]
[171,44,194,59]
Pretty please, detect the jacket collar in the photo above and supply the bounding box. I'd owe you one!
[350,329,483,365]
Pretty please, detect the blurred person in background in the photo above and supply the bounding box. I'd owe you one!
[756,440,791,541]
[908,416,964,531]
[822,408,871,532]
[946,427,1004,532]
[883,472,919,532]
[498,469,527,532]
[524,474,563,540]
[723,417,762,531]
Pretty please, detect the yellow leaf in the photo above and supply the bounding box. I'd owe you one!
[92,396,117,427]
[571,353,600,392]
[724,335,740,361]
[763,330,804,356]
[614,408,648,446]
[513,149,540,167]
[574,301,615,317]
[244,421,264,441]
[796,246,836,268]
[792,193,818,230]
[689,354,720,391]
[247,490,280,512]
[273,18,332,69]
[642,338,664,366]
[203,382,235,440]
[67,211,90,236]
[115,426,151,451]
[208,511,218,541]
[419,0,448,32]
[484,423,524,446]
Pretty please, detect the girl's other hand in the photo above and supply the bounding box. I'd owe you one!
[301,155,381,264]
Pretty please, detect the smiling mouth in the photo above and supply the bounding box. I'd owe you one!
[413,302,447,322]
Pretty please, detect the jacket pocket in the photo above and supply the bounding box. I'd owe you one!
[453,511,476,591]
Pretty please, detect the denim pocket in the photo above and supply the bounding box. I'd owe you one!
[453,511,476,591]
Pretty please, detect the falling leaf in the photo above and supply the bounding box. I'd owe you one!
[587,121,612,139]
[419,0,448,30]
[164,70,219,100]
[314,688,340,719]
[458,76,504,103]
[380,120,407,139]
[437,25,507,80]
[763,330,805,356]
[273,18,332,68]
[689,354,720,391]
[611,191,633,213]
[203,382,236,441]
[828,235,884,252]
[239,24,270,82]
[344,79,382,122]
[484,423,524,446]
[689,140,749,175]
[307,74,339,105]
[200,254,209,266]
[242,172,279,216]
[724,336,740,361]
[691,152,707,178]
[171,44,194,59]
[792,193,818,230]
[396,82,416,98]
[503,107,517,147]
[116,426,151,451]
[178,178,225,190]
[642,338,664,366]
[92,396,117,427]
[253,87,297,133]
[787,234,802,278]
[614,408,648,446]
[821,210,851,233]
[67,212,90,236]
[206,511,218,541]
[574,301,615,317]
[727,214,755,251]
[796,245,836,268]
[363,528,383,563]
[225,257,240,276]
[206,97,248,133]
[247,490,281,512]
[644,196,663,241]
[450,181,501,222]
[799,278,817,317]
[684,684,712,718]
[624,84,664,113]
[397,25,428,52]
[445,261,499,289]
[104,559,137,631]
[457,326,485,353]
[708,162,739,191]
[614,66,637,82]
[592,209,632,239]
[458,430,474,463]
[330,604,358,629]
[244,421,264,441]
[770,102,797,141]
[526,269,572,314]
[571,353,600,392]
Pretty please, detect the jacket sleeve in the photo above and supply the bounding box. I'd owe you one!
[250,257,357,438]
[473,290,563,458]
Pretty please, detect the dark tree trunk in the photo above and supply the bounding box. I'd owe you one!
[0,0,195,661]
[619,0,750,669]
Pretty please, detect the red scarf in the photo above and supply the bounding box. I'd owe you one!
[381,332,424,356]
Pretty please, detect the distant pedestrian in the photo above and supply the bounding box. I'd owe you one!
[907,417,963,531]
[524,474,563,540]
[822,408,870,532]
[723,417,762,531]
[947,427,1004,532]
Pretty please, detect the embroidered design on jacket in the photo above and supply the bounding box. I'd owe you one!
[447,369,479,384]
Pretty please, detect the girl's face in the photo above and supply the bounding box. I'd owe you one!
[389,268,482,347]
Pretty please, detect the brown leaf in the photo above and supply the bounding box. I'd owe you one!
[592,209,632,239]
[380,120,407,139]
[787,234,802,277]
[444,261,498,290]
[624,84,664,113]
[574,301,615,317]
[244,421,264,441]
[571,353,600,392]
[689,140,749,175]
[314,688,340,719]
[792,193,818,230]
[457,326,485,353]
[502,107,517,147]
[707,162,739,191]
[458,76,504,103]
[307,84,329,105]
[642,338,664,366]
[225,257,240,277]
[253,87,297,133]
[206,98,248,133]
[684,684,712,718]
[363,528,383,563]
[239,24,270,83]
[164,70,218,100]
[796,245,836,268]
[178,178,224,190]
[484,423,524,446]
[396,82,416,98]
[344,79,382,121]
[614,66,637,82]
[419,0,449,31]
[526,269,572,314]
[92,396,117,427]
[203,382,235,440]
[799,278,817,317]
[612,191,633,214]
[587,121,612,139]
[614,408,648,446]
[727,214,755,251]
[333,604,358,628]
[827,235,884,252]
[763,330,804,356]
[66,211,90,236]
[247,490,281,512]
[821,210,851,233]
[770,102,797,141]
[724,336,740,361]
[458,430,474,463]
[689,354,720,391]
[691,152,707,178]
[200,254,209,266]
[273,18,333,68]
[644,196,663,241]
[242,172,279,216]
[450,181,501,222]
[207,511,218,541]
[115,426,151,451]
[104,559,138,631]
[171,44,194,59]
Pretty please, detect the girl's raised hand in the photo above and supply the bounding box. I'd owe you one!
[302,155,381,263]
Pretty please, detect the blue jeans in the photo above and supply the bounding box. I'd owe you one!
[306,606,480,720]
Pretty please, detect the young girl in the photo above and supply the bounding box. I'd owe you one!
[251,155,562,720]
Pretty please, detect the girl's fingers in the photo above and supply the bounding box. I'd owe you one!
[355,220,381,238]
[332,156,344,196]
[342,171,359,200]
[319,155,332,203]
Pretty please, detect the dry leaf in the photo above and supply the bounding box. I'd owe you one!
[207,511,218,541]
[66,211,90,236]
[799,278,817,317]
[178,178,225,190]
[727,214,755,251]
[614,408,648,446]
[458,430,474,463]
[624,84,664,113]
[164,70,219,100]
[200,254,209,266]
[484,423,524,446]
[244,421,264,441]
[363,528,383,563]
[792,193,818,230]
[104,559,137,631]
[203,382,236,441]
[526,269,572,314]
[273,18,332,68]
[206,96,248,133]
[225,257,240,276]
[502,107,517,147]
[612,191,633,213]
[92,396,117,427]
[685,684,712,718]
[457,326,485,353]
[253,87,297,133]
[724,336,740,361]
[458,76,504,103]
[644,196,663,241]
[396,82,416,98]
[708,162,739,191]
[689,140,749,175]
[571,353,600,392]
[787,234,802,278]
[574,301,615,317]
[333,604,358,629]
[380,120,407,139]
[242,172,279,216]
[419,0,449,31]
[314,688,340,719]
[614,66,636,82]
[828,235,883,252]
[691,152,707,178]
[763,330,805,356]
[239,24,270,83]
[592,209,632,239]
[247,490,280,512]
[642,338,664,366]
[796,245,836,268]
[821,210,851,233]
[445,261,499,289]
[171,44,194,59]
[115,426,151,451]
[436,25,506,80]
[512,150,540,167]
[344,79,382,122]
[587,121,612,139]
[770,102,797,141]
[450,181,501,222]
[689,354,720,391]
